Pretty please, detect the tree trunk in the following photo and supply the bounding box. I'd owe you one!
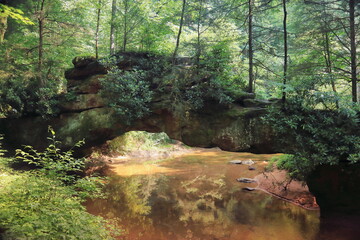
[110,0,117,55]
[248,0,254,93]
[195,0,203,68]
[123,0,128,52]
[0,15,7,43]
[172,0,186,64]
[282,0,288,103]
[95,0,101,59]
[349,0,357,102]
[323,31,336,93]
[38,0,46,87]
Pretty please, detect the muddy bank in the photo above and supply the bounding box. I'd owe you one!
[255,170,319,210]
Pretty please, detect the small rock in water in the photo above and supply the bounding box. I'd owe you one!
[242,159,255,165]
[229,160,242,164]
[242,187,256,191]
[237,178,257,183]
[248,166,256,170]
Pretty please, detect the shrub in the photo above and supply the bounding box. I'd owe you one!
[264,99,360,180]
[100,68,153,124]
[0,173,112,240]
[15,127,86,184]
[0,129,114,239]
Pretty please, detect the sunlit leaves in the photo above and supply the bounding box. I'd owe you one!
[0,4,34,25]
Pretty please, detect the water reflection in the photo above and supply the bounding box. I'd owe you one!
[87,150,320,240]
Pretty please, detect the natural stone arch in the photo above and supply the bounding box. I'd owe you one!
[0,55,278,153]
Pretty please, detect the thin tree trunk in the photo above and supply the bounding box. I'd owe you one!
[95,0,101,59]
[195,0,203,68]
[123,0,128,52]
[349,0,357,102]
[172,0,186,64]
[324,31,336,92]
[282,0,288,103]
[0,15,7,43]
[323,30,339,108]
[248,0,254,93]
[110,0,117,55]
[38,0,46,87]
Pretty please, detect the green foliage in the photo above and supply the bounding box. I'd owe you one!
[0,53,60,117]
[264,99,360,179]
[100,67,153,124]
[15,127,86,184]
[0,173,112,240]
[100,54,172,124]
[107,131,174,155]
[167,42,246,113]
[0,4,33,25]
[0,128,115,239]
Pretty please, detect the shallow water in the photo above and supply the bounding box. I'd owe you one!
[86,150,360,240]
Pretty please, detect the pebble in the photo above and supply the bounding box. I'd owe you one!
[229,160,242,164]
[242,159,255,165]
[237,178,257,183]
[242,187,256,191]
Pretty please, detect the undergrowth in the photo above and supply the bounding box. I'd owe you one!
[0,128,117,239]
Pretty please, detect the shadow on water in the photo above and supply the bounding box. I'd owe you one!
[85,150,360,240]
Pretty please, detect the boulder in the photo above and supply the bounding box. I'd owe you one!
[67,75,104,94]
[65,58,106,80]
[72,56,97,68]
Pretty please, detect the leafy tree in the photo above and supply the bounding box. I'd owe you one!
[0,3,33,43]
[265,98,360,179]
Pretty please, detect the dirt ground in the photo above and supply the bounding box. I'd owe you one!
[255,169,319,210]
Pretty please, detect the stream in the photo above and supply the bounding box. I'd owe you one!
[86,149,360,240]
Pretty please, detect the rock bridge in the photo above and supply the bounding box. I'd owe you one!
[0,54,277,153]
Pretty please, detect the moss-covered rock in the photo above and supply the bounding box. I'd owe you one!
[0,54,278,153]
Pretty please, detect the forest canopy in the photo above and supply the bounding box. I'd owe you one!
[0,0,359,119]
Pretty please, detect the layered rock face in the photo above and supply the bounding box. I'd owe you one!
[0,55,277,153]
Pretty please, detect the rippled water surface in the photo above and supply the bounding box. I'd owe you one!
[86,150,360,240]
